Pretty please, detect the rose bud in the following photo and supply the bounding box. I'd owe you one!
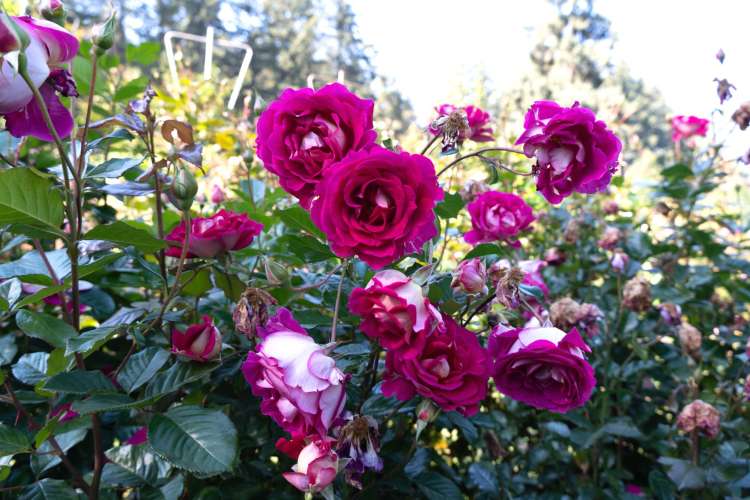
[610,249,629,273]
[598,226,622,250]
[489,325,596,413]
[464,191,535,247]
[242,308,347,437]
[451,258,488,295]
[210,184,225,204]
[677,323,702,360]
[603,200,619,215]
[50,402,79,423]
[732,103,750,130]
[168,166,198,211]
[716,48,725,63]
[659,303,682,326]
[349,270,443,357]
[335,415,383,489]
[233,287,277,338]
[41,0,66,25]
[283,437,340,494]
[671,115,709,142]
[516,100,622,204]
[165,209,263,258]
[622,276,651,312]
[171,315,222,362]
[544,247,566,266]
[676,400,720,438]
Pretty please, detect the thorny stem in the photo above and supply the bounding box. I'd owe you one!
[463,293,496,326]
[436,146,529,177]
[420,134,440,155]
[32,239,72,325]
[330,260,349,342]
[520,296,545,325]
[290,263,343,292]
[146,123,168,295]
[357,346,381,413]
[77,52,98,179]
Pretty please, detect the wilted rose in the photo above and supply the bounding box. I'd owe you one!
[676,400,720,438]
[622,276,651,311]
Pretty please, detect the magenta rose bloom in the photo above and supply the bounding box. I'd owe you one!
[242,308,347,438]
[382,315,491,416]
[671,115,709,142]
[256,83,377,208]
[165,209,262,258]
[171,315,223,362]
[349,270,443,358]
[429,104,494,143]
[1,16,79,141]
[283,437,340,494]
[451,258,488,295]
[124,427,148,446]
[464,191,535,246]
[516,100,622,204]
[489,325,596,413]
[310,146,444,269]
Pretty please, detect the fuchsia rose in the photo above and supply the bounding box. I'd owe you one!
[210,184,225,204]
[256,83,377,208]
[429,104,494,143]
[310,146,444,269]
[382,315,491,416]
[125,427,148,446]
[451,258,488,295]
[1,16,79,141]
[283,437,339,494]
[165,209,262,258]
[348,270,443,357]
[516,100,622,204]
[489,325,596,413]
[671,115,709,142]
[171,315,222,362]
[50,402,78,422]
[242,308,347,438]
[464,191,535,246]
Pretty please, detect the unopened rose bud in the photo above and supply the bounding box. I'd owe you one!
[610,248,629,273]
[659,303,682,326]
[211,184,225,204]
[451,258,488,295]
[544,247,566,266]
[676,400,720,438]
[41,0,66,25]
[168,166,198,211]
[622,276,651,312]
[716,48,725,64]
[678,323,702,360]
[171,315,222,362]
[603,200,619,215]
[233,287,276,338]
[415,399,439,438]
[264,258,289,286]
[93,12,117,55]
[598,226,622,250]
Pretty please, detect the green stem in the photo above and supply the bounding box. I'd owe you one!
[436,146,529,177]
[330,260,349,342]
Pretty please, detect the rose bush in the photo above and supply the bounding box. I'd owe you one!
[0,5,747,500]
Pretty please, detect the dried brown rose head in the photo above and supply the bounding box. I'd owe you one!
[459,179,491,202]
[732,102,750,130]
[492,265,525,309]
[677,323,702,360]
[549,297,582,331]
[676,400,720,438]
[232,287,277,338]
[563,218,582,243]
[622,277,652,312]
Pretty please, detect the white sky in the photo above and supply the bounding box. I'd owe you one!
[351,0,750,127]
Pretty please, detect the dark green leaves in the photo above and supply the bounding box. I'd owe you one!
[16,310,76,349]
[86,157,144,179]
[435,192,465,219]
[84,221,166,253]
[414,472,462,500]
[278,206,325,239]
[117,347,170,393]
[19,479,80,500]
[0,423,31,456]
[148,405,237,476]
[0,168,63,233]
[43,370,117,394]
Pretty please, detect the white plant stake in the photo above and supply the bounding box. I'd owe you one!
[163,27,253,110]
[306,69,346,90]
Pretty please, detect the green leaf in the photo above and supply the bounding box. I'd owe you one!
[143,362,218,400]
[278,206,325,239]
[658,457,706,490]
[0,334,18,365]
[12,352,49,385]
[31,428,87,476]
[84,221,166,253]
[0,277,22,311]
[434,192,465,219]
[105,443,173,484]
[519,283,544,302]
[414,472,462,500]
[180,269,212,297]
[43,370,117,394]
[444,411,478,441]
[71,393,139,414]
[468,462,499,493]
[0,423,31,455]
[279,234,335,263]
[126,41,161,65]
[117,347,170,393]
[602,418,643,439]
[113,76,149,102]
[86,157,144,179]
[465,243,505,259]
[649,470,675,500]
[212,271,244,302]
[543,421,571,438]
[16,310,76,349]
[661,163,693,181]
[0,168,64,232]
[65,326,119,356]
[404,447,430,479]
[148,405,237,476]
[19,479,80,500]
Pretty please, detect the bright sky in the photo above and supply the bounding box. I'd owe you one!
[351,0,750,130]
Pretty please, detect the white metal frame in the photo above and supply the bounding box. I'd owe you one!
[163,27,253,110]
